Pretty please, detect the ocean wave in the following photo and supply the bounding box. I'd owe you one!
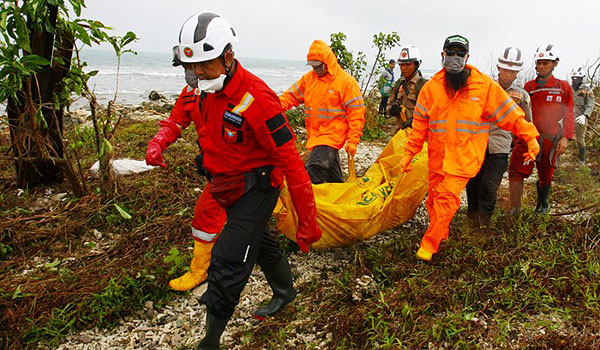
[94,71,180,77]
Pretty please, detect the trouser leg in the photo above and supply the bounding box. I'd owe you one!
[170,184,227,291]
[379,96,389,114]
[508,138,534,214]
[465,164,483,225]
[575,123,587,164]
[476,152,508,225]
[420,172,470,254]
[307,145,343,184]
[200,184,281,320]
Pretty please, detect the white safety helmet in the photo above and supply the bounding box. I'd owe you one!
[534,44,559,62]
[497,47,523,71]
[397,45,422,65]
[174,12,238,65]
[571,66,585,78]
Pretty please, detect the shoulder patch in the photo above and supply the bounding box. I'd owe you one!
[266,113,287,132]
[182,94,197,104]
[271,125,293,147]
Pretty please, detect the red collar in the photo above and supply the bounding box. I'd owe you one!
[535,75,557,87]
[219,59,244,98]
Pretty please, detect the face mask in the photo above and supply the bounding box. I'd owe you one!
[443,55,466,74]
[184,68,198,88]
[197,74,227,94]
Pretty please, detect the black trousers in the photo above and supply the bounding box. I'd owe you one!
[466,151,509,220]
[307,145,343,184]
[378,95,389,114]
[200,181,283,320]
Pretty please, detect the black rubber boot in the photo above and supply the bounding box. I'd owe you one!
[253,256,297,320]
[535,183,551,215]
[197,311,229,350]
[579,146,586,164]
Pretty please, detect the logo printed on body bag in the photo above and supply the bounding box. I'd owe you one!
[547,95,553,102]
[556,96,562,103]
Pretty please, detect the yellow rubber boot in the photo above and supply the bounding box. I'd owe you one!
[168,240,214,291]
[416,247,433,262]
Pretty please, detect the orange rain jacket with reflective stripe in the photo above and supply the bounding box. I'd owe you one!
[280,40,366,150]
[405,65,539,178]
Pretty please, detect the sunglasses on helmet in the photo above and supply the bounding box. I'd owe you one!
[444,49,467,57]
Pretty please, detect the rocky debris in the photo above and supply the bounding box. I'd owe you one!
[352,274,377,302]
[148,90,167,102]
[30,188,69,212]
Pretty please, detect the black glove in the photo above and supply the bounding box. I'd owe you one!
[400,117,413,130]
[389,102,402,117]
[195,153,212,180]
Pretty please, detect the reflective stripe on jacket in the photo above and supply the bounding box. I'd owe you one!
[405,65,539,178]
[279,40,366,150]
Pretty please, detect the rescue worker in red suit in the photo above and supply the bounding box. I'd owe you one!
[160,58,227,292]
[508,44,574,215]
[145,13,322,349]
[398,35,540,262]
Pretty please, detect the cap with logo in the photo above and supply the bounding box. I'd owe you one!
[443,35,469,52]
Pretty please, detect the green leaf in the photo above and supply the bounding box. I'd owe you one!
[68,0,83,16]
[71,23,91,46]
[21,54,51,67]
[120,31,137,47]
[113,203,132,220]
[14,15,31,52]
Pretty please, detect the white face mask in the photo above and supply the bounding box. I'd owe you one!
[198,74,227,94]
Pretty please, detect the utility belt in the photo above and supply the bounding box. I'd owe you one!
[209,165,276,208]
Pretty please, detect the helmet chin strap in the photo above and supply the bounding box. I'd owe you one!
[220,49,236,84]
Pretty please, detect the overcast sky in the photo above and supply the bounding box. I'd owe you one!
[82,0,600,79]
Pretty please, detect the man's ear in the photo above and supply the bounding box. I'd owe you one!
[465,53,470,63]
[224,50,235,66]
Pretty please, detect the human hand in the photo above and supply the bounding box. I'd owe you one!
[575,114,587,125]
[555,136,569,155]
[399,154,413,173]
[522,137,540,164]
[146,141,167,168]
[345,143,357,156]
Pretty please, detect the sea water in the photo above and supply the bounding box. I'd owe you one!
[76,49,310,108]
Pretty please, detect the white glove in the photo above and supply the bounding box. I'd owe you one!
[575,114,587,125]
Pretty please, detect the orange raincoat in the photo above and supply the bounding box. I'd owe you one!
[406,65,539,255]
[280,40,366,150]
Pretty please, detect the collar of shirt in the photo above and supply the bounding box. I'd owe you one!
[219,59,244,98]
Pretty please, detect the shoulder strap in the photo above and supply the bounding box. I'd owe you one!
[415,77,427,97]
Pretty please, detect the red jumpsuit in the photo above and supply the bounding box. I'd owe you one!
[163,61,319,320]
[509,76,574,186]
[168,86,227,243]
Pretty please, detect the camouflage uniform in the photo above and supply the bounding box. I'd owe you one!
[572,84,595,156]
[386,73,427,131]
